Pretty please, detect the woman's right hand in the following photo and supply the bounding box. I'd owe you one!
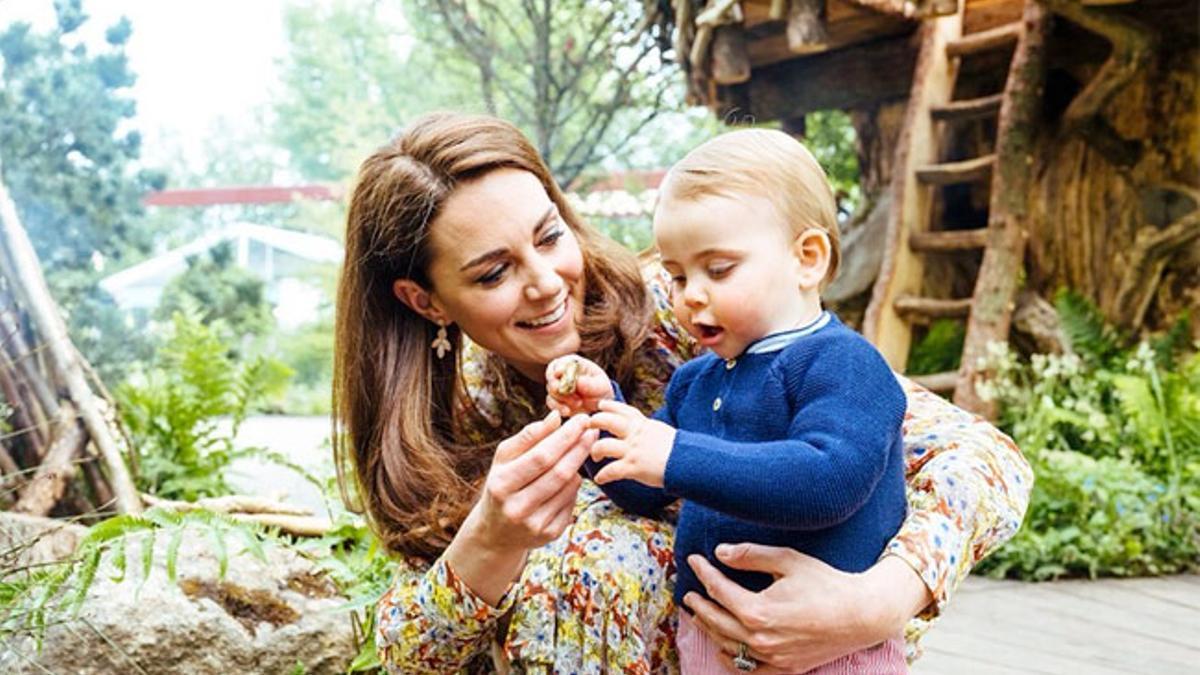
[446,410,595,605]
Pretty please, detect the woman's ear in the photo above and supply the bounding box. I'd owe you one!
[392,279,450,325]
[792,229,832,291]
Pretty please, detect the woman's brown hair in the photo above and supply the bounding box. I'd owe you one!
[334,112,651,561]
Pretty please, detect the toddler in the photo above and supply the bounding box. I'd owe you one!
[546,129,908,674]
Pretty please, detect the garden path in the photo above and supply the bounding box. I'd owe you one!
[915,574,1200,674]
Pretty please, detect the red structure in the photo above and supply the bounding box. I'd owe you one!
[143,185,342,207]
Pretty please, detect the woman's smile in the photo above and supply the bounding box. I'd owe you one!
[517,294,569,330]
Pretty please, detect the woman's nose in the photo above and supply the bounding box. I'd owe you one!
[524,256,563,301]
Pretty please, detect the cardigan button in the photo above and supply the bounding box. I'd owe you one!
[712,397,722,411]
[725,358,736,369]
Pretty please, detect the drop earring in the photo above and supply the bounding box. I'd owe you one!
[431,321,451,359]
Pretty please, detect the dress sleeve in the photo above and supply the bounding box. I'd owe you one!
[884,378,1033,618]
[375,555,517,672]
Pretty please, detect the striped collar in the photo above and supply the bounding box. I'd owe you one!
[744,311,832,355]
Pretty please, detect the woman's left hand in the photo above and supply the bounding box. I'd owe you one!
[682,544,929,672]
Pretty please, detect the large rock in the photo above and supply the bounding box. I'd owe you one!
[1,513,356,674]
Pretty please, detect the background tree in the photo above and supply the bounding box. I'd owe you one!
[154,242,276,350]
[0,0,163,283]
[274,0,682,188]
[411,0,677,186]
[0,0,164,382]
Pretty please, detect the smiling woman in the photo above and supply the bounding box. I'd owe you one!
[334,112,1032,673]
[392,170,588,382]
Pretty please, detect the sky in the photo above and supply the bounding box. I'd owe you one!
[2,0,289,168]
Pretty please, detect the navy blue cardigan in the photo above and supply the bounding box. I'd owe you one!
[587,313,908,607]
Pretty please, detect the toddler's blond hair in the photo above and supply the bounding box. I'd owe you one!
[659,128,841,283]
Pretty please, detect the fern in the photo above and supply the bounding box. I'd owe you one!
[1054,288,1126,366]
[118,309,294,501]
[1,508,271,646]
[906,319,965,376]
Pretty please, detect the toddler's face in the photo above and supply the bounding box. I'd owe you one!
[653,192,822,360]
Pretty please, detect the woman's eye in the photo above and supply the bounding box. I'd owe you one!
[477,264,508,285]
[538,227,564,247]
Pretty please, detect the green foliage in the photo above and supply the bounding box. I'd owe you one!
[276,317,334,415]
[294,516,394,673]
[275,0,679,186]
[118,308,292,501]
[976,291,1200,580]
[0,508,269,647]
[906,319,965,376]
[155,241,276,345]
[803,111,861,217]
[0,0,164,386]
[0,0,163,278]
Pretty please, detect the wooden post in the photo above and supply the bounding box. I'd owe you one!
[787,0,828,54]
[954,1,1049,417]
[712,24,752,84]
[0,160,141,514]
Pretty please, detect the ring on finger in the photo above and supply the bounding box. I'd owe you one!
[732,642,758,672]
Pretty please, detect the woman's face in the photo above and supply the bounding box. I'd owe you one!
[423,168,586,381]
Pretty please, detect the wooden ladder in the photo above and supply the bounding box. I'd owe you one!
[863,0,1046,416]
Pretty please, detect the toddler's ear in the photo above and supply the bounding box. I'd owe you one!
[792,229,832,291]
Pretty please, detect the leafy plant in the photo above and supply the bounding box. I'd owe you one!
[976,290,1199,579]
[907,319,965,376]
[293,517,393,672]
[0,508,268,647]
[118,307,292,500]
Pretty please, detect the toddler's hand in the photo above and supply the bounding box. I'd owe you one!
[587,399,675,487]
[545,355,612,416]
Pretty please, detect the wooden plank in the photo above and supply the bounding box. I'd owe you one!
[946,21,1020,58]
[1045,581,1200,629]
[931,93,1004,121]
[910,370,959,392]
[1121,576,1200,611]
[787,0,830,53]
[918,576,1200,675]
[745,32,918,120]
[910,228,989,251]
[963,0,1026,35]
[712,24,752,84]
[894,295,972,319]
[915,154,996,185]
[861,11,963,369]
[743,3,914,70]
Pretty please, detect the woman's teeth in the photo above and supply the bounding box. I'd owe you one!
[521,300,566,328]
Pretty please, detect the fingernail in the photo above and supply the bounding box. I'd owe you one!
[682,592,697,607]
[715,544,732,559]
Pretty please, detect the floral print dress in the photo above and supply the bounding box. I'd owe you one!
[375,267,1033,673]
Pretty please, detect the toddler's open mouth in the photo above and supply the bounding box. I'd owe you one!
[694,323,723,341]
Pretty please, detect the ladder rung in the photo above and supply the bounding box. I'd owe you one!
[894,296,972,320]
[916,155,995,186]
[946,23,1021,58]
[910,228,989,252]
[931,94,1004,122]
[910,371,959,393]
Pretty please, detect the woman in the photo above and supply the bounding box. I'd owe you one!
[334,112,1031,673]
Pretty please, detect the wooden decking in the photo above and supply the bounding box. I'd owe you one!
[915,574,1200,673]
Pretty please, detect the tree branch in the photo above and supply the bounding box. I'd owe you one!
[1042,0,1156,167]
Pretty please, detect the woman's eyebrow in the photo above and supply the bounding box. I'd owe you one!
[459,205,558,272]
